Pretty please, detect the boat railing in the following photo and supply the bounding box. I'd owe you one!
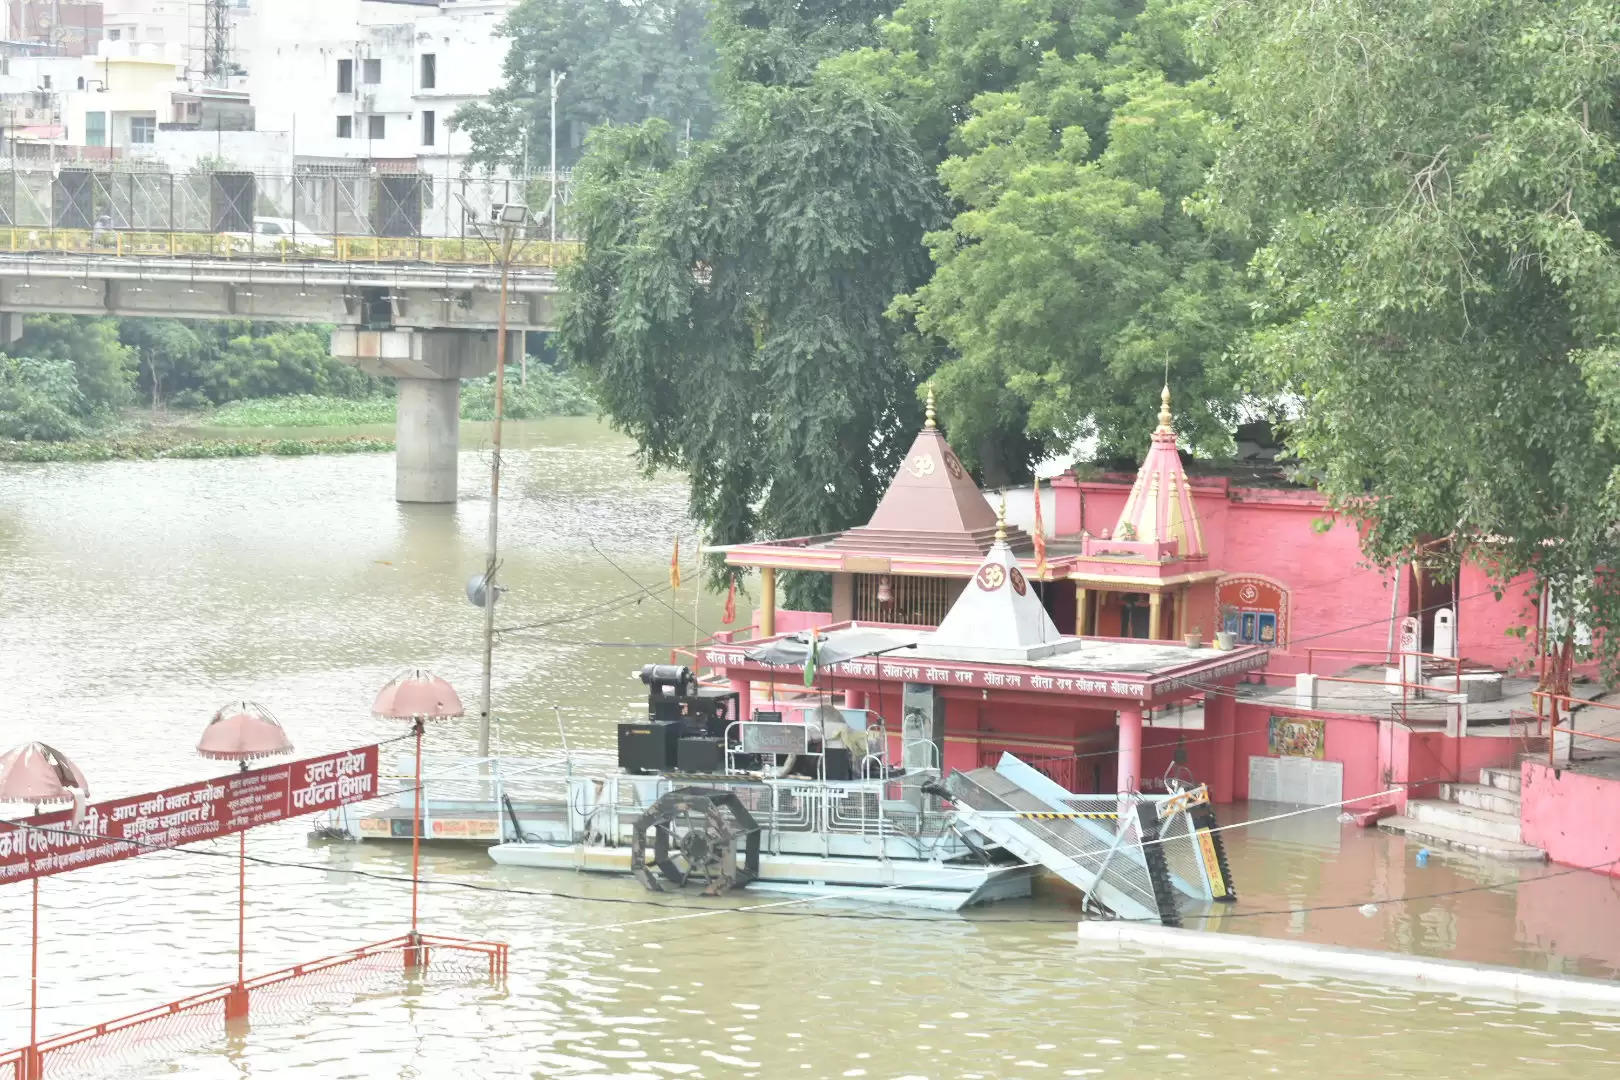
[578,771,953,846]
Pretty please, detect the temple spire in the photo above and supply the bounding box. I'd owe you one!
[924,384,937,430]
[1156,383,1173,433]
[995,495,1008,543]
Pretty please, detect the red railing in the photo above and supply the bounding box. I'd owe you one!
[1533,691,1620,768]
[7,934,506,1079]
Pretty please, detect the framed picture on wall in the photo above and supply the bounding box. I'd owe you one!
[1258,613,1277,644]
[1241,612,1257,642]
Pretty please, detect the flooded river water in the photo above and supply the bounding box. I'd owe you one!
[3,420,1620,1078]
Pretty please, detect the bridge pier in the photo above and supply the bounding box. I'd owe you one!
[331,328,511,504]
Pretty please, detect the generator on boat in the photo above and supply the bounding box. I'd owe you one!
[618,665,739,774]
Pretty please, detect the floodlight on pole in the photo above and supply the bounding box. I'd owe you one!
[477,201,527,759]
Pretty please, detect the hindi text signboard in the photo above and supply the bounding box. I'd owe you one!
[0,745,380,885]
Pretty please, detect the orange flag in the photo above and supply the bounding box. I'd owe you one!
[721,576,737,625]
[1032,476,1048,577]
[669,536,681,592]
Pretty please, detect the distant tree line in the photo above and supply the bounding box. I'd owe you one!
[0,316,376,441]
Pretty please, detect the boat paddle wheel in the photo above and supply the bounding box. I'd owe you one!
[630,788,761,897]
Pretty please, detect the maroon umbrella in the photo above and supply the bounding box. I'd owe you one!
[197,701,294,763]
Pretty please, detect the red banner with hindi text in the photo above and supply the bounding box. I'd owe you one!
[0,744,380,885]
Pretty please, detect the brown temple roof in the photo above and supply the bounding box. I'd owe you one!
[827,391,1032,560]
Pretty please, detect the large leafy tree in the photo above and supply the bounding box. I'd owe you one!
[1202,1,1620,657]
[559,1,940,593]
[455,0,718,173]
[838,0,1256,466]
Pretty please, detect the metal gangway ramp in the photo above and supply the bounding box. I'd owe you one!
[945,759,1188,926]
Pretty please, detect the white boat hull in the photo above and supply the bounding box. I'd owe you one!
[488,841,1032,910]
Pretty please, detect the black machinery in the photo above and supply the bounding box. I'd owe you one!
[629,787,761,896]
[617,665,740,775]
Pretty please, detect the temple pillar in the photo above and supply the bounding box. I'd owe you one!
[1149,591,1164,641]
[1175,586,1188,639]
[1206,689,1238,803]
[843,689,865,710]
[730,677,752,724]
[1075,587,1089,636]
[1117,705,1144,793]
[760,568,777,637]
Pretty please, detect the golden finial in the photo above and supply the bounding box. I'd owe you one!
[924,384,937,430]
[1156,383,1173,432]
[995,494,1008,543]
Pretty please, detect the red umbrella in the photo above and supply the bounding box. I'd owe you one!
[196,703,292,1016]
[1,742,89,1072]
[197,701,294,763]
[371,669,462,962]
[0,741,89,807]
[372,669,464,721]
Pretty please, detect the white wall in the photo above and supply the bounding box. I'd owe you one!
[242,0,515,166]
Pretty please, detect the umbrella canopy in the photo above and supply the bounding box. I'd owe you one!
[743,629,922,670]
[372,669,464,722]
[197,701,294,762]
[0,742,89,808]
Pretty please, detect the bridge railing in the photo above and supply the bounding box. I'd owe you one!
[0,227,577,268]
[0,165,580,266]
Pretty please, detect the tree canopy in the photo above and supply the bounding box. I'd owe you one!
[455,0,718,174]
[1201,0,1620,653]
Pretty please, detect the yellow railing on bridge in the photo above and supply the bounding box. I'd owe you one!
[0,228,580,269]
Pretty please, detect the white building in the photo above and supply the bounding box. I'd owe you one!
[242,0,516,176]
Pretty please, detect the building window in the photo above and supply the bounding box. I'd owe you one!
[336,59,353,93]
[421,110,434,145]
[130,115,156,144]
[336,115,352,138]
[108,29,121,41]
[85,111,105,147]
[363,58,381,85]
[76,76,85,90]
[853,574,963,626]
[41,75,51,89]
[420,53,436,89]
[367,114,385,139]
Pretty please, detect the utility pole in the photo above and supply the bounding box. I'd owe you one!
[477,202,529,759]
[548,69,565,245]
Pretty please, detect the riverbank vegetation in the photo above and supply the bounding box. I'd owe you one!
[484,0,1620,655]
[0,435,392,463]
[0,314,595,446]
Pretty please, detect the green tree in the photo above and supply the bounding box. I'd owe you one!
[0,356,84,441]
[120,319,208,408]
[559,1,940,590]
[4,315,135,417]
[456,0,718,174]
[1201,0,1620,660]
[841,0,1255,467]
[201,326,377,404]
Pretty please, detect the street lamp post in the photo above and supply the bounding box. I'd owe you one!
[477,201,528,759]
[549,69,565,245]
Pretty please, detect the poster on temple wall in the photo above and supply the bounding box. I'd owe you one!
[1268,715,1326,759]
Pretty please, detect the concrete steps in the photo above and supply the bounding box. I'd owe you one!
[1437,782,1519,817]
[1379,762,1546,863]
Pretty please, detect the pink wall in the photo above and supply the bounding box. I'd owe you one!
[1055,474,1544,674]
[1521,763,1620,878]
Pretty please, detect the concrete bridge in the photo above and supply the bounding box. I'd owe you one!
[0,244,565,503]
[0,162,574,502]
